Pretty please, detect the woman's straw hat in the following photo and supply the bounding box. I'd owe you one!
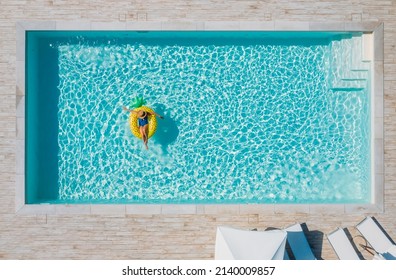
[137,110,147,118]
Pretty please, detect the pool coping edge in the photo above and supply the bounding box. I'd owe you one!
[15,203,384,216]
[15,20,384,216]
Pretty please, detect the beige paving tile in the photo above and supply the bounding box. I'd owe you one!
[16,96,24,118]
[374,61,384,96]
[344,21,381,31]
[16,61,24,93]
[344,203,383,214]
[374,174,384,211]
[375,95,384,118]
[15,23,25,62]
[126,21,162,30]
[373,23,384,61]
[18,21,56,30]
[374,139,384,174]
[91,21,127,30]
[90,204,126,215]
[204,21,240,30]
[203,205,241,215]
[196,205,205,214]
[55,204,92,215]
[274,21,309,30]
[274,204,310,214]
[196,22,205,30]
[15,139,24,175]
[161,204,197,214]
[15,174,24,212]
[56,21,92,30]
[16,117,24,140]
[309,21,345,31]
[309,204,345,214]
[16,205,56,215]
[126,204,162,215]
[375,117,384,139]
[239,204,275,215]
[161,21,197,30]
[239,21,275,30]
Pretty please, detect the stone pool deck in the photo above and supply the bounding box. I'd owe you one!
[1,0,395,259]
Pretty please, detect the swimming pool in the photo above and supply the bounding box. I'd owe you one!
[26,31,371,204]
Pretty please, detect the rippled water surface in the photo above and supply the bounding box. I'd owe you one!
[56,32,370,203]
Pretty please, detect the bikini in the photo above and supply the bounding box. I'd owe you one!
[138,115,149,127]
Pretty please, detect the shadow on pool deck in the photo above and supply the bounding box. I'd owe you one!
[152,104,179,155]
[266,224,325,260]
[301,223,325,260]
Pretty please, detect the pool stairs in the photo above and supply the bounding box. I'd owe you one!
[328,33,372,92]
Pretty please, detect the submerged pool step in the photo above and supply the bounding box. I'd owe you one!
[331,78,368,91]
[343,69,370,80]
[330,87,365,92]
[342,78,367,81]
[328,74,369,92]
[328,34,371,91]
[351,35,371,71]
[330,36,369,73]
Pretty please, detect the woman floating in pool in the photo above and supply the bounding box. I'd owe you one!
[123,98,164,149]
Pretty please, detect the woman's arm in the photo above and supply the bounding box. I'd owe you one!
[123,106,137,114]
[149,111,164,119]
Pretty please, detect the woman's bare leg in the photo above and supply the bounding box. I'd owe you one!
[139,126,148,149]
[143,125,149,149]
[140,125,149,149]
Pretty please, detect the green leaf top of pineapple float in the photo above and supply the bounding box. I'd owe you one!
[129,96,146,109]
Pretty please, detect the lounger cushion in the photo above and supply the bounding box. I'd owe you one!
[286,223,316,260]
[327,228,360,260]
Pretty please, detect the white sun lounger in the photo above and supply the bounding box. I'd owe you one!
[285,223,316,260]
[215,226,288,260]
[356,216,396,260]
[327,228,360,260]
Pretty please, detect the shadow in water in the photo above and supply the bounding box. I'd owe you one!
[152,104,179,154]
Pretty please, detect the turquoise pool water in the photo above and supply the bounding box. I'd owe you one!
[26,31,371,204]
